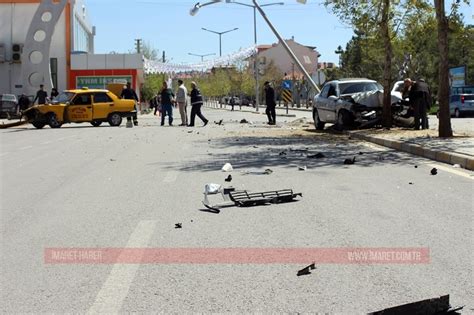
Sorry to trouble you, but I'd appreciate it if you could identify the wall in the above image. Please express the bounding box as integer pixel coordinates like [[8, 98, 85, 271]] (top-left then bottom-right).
[[0, 2, 67, 95]]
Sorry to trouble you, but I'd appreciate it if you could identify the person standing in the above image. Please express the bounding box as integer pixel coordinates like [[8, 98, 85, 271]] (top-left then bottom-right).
[[121, 82, 139, 126], [160, 81, 175, 126], [176, 79, 188, 126], [50, 88, 59, 100], [189, 82, 208, 127], [409, 79, 432, 130], [154, 93, 161, 116], [18, 94, 31, 111], [33, 84, 48, 105], [230, 96, 235, 111], [264, 81, 276, 125]]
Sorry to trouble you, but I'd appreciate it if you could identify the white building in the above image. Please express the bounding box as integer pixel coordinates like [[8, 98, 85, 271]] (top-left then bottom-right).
[[0, 0, 143, 98]]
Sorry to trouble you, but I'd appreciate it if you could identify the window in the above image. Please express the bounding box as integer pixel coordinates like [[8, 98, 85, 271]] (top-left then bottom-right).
[[50, 58, 58, 90], [71, 94, 91, 105], [328, 85, 337, 97], [320, 84, 330, 98], [94, 93, 112, 103]]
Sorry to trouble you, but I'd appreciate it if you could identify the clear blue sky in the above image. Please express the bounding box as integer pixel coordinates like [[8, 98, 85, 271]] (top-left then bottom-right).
[[86, 0, 473, 64]]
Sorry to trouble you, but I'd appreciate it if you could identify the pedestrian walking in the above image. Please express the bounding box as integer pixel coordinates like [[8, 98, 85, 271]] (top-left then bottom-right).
[[230, 96, 235, 111], [409, 78, 432, 130], [160, 81, 175, 126], [121, 82, 139, 126], [264, 81, 276, 125], [188, 81, 208, 127], [176, 79, 188, 126], [154, 93, 161, 116], [33, 84, 48, 105]]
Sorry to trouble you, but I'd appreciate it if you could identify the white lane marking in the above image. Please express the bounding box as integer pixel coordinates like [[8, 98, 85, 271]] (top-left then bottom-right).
[[183, 143, 191, 151], [19, 145, 33, 150], [427, 163, 474, 180], [41, 141, 52, 145], [87, 220, 157, 314], [163, 170, 178, 183]]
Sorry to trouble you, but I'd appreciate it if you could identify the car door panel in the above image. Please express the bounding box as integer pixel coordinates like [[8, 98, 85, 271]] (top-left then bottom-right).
[[67, 93, 93, 122]]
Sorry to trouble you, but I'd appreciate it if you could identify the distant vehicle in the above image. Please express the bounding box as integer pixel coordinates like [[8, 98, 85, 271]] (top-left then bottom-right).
[[312, 78, 402, 130], [449, 94, 474, 118], [0, 94, 19, 119], [22, 88, 136, 129], [451, 85, 474, 95]]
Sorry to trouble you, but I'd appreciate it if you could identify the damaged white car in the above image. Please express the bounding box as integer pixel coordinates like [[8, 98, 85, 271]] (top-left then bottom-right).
[[312, 78, 403, 130]]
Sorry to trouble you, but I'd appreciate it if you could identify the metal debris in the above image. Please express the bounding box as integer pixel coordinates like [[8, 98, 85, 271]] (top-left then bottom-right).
[[297, 263, 315, 277], [175, 223, 182, 229], [344, 157, 356, 165], [307, 153, 325, 159], [431, 168, 438, 175]]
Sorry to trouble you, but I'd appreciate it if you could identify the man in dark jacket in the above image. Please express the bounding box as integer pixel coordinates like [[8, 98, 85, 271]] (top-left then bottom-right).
[[18, 94, 31, 111], [189, 82, 208, 127], [264, 81, 276, 125], [160, 81, 175, 126], [33, 84, 48, 105], [409, 79, 432, 130], [121, 82, 139, 126]]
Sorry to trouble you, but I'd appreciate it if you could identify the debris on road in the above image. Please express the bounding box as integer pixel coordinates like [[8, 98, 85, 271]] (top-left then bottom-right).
[[431, 168, 438, 175], [110, 159, 116, 162], [214, 119, 223, 125], [240, 119, 249, 124], [279, 151, 287, 156], [241, 168, 273, 175], [202, 187, 302, 211], [175, 223, 182, 229], [298, 166, 307, 171], [307, 153, 325, 159], [225, 175, 232, 182], [297, 263, 315, 277], [222, 163, 233, 172], [359, 152, 364, 155], [453, 164, 461, 168], [204, 183, 222, 194], [368, 294, 461, 315], [290, 147, 309, 152], [344, 157, 356, 165], [414, 165, 418, 168], [409, 182, 414, 185]]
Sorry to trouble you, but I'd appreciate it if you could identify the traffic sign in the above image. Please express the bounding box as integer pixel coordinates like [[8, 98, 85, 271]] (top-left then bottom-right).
[[281, 89, 292, 104], [282, 80, 292, 90]]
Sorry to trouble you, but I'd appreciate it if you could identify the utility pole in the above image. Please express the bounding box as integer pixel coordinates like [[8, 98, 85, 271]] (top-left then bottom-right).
[[162, 51, 166, 63], [135, 39, 142, 54]]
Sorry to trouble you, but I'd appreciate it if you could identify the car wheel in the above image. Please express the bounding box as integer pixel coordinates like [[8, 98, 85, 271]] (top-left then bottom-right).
[[108, 113, 122, 126], [48, 113, 62, 128], [32, 121, 45, 129], [91, 121, 102, 127], [313, 109, 325, 130], [454, 109, 461, 118], [336, 110, 353, 129]]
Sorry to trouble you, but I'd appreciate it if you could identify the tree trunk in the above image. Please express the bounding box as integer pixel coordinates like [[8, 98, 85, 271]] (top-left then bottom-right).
[[434, 0, 453, 137], [381, 0, 393, 128]]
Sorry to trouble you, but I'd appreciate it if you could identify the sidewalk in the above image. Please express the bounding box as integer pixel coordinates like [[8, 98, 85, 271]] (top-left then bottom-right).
[[348, 128, 474, 170]]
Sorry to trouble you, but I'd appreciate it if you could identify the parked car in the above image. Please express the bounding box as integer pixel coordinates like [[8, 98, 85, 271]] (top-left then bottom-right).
[[449, 94, 474, 118], [22, 88, 136, 129], [0, 94, 19, 119], [313, 78, 401, 130]]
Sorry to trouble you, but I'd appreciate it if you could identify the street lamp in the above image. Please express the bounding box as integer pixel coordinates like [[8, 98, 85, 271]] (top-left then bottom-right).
[[190, 0, 320, 102], [226, 0, 284, 111], [188, 52, 216, 62], [201, 27, 239, 57]]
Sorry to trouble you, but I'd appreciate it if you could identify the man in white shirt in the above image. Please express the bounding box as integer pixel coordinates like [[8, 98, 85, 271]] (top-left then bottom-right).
[[176, 79, 188, 126]]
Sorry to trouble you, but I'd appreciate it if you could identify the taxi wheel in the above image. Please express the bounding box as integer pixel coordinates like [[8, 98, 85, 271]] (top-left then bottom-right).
[[108, 113, 122, 127], [48, 113, 62, 128], [32, 121, 46, 129], [91, 121, 102, 127]]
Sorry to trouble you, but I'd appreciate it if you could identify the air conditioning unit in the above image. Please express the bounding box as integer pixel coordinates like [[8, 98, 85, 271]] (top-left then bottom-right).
[[0, 44, 5, 63], [12, 44, 22, 63]]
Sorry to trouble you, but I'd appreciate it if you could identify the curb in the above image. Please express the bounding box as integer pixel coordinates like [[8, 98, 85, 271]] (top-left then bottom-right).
[[349, 132, 474, 171]]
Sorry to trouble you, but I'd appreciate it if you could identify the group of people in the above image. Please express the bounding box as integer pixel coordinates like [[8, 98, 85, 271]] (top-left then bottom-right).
[[149, 80, 208, 127], [402, 78, 432, 130]]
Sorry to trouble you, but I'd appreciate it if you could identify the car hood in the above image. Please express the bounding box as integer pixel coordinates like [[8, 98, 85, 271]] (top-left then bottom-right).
[[347, 90, 402, 107]]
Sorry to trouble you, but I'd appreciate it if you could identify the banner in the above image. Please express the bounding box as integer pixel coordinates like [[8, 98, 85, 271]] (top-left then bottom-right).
[[144, 46, 257, 74]]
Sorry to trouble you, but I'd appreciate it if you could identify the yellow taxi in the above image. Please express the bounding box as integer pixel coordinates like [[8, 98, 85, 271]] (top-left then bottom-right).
[[23, 88, 136, 129]]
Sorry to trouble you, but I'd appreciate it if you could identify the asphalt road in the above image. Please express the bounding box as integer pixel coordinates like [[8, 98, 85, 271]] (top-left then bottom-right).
[[1, 108, 473, 313]]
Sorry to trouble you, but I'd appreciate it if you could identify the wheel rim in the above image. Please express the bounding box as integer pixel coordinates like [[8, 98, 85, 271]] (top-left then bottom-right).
[[338, 112, 344, 125], [111, 114, 121, 125], [50, 115, 60, 127]]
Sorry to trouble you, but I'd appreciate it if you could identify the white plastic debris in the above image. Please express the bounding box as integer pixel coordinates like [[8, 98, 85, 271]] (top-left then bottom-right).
[[453, 164, 461, 168], [204, 183, 222, 195], [222, 163, 234, 172]]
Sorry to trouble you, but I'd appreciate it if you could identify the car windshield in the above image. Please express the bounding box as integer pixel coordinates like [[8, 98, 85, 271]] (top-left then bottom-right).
[[56, 92, 75, 103], [1, 94, 17, 102], [339, 82, 382, 95]]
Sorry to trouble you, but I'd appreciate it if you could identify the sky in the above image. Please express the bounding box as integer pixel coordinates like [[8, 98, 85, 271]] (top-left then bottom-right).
[[85, 0, 473, 65]]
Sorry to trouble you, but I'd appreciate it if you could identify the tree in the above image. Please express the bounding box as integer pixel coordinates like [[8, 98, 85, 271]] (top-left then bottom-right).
[[435, 0, 453, 137]]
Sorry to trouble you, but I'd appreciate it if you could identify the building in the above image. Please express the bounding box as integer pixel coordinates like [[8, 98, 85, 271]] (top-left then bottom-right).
[[256, 37, 320, 79], [0, 0, 143, 98]]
